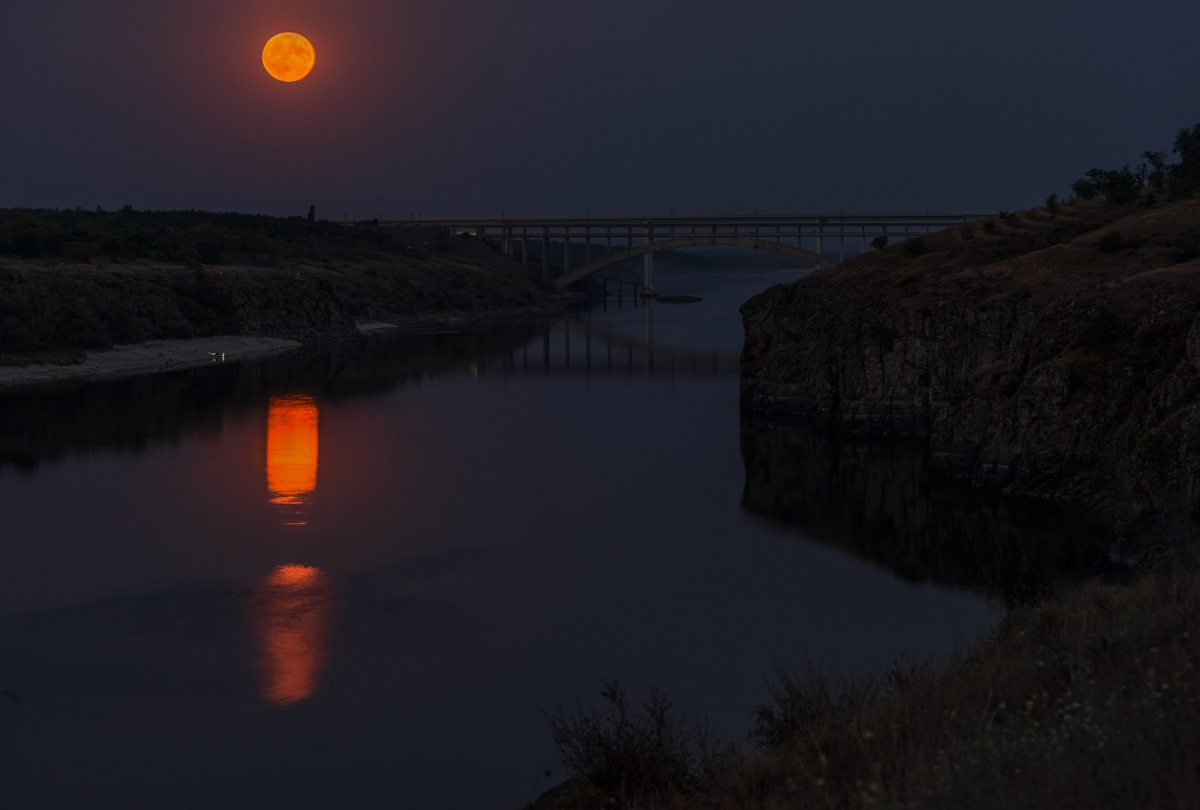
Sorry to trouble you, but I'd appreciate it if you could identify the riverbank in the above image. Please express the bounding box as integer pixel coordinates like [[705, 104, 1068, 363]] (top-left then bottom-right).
[[0, 334, 301, 387], [0, 208, 565, 360], [0, 302, 574, 388], [530, 559, 1200, 809]]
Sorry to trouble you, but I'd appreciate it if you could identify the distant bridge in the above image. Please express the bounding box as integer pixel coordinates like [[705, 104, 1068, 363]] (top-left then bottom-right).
[[367, 213, 991, 292]]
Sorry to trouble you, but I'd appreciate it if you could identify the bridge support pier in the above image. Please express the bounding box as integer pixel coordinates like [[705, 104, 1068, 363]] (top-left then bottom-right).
[[644, 301, 655, 373], [542, 227, 550, 282], [643, 224, 654, 295]]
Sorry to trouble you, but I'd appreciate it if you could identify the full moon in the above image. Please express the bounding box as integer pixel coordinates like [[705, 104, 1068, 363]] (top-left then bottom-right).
[[262, 33, 315, 83]]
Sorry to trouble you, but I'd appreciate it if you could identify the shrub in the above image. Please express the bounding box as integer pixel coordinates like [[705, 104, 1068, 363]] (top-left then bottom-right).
[[1168, 123, 1200, 200], [960, 222, 976, 240], [1105, 166, 1142, 204], [1143, 151, 1169, 190], [903, 237, 925, 258], [1072, 175, 1099, 200], [870, 235, 889, 250], [753, 664, 880, 750], [11, 233, 41, 258], [1045, 193, 1060, 213], [1072, 167, 1142, 205], [546, 681, 715, 799], [196, 238, 225, 264]]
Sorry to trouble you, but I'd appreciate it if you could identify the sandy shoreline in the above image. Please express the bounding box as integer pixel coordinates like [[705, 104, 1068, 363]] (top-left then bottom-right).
[[0, 335, 303, 388], [0, 306, 567, 389]]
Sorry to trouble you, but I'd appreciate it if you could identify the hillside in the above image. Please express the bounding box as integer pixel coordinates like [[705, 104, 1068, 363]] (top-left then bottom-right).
[[740, 197, 1200, 555], [0, 208, 553, 356]]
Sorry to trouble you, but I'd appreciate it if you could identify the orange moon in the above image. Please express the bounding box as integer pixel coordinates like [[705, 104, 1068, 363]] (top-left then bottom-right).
[[262, 33, 315, 83]]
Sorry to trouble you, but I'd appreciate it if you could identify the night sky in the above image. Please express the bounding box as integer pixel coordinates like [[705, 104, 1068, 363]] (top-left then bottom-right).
[[3, 0, 1198, 217]]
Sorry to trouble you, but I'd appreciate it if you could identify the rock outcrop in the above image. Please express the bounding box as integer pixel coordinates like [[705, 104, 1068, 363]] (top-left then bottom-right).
[[740, 200, 1200, 553]]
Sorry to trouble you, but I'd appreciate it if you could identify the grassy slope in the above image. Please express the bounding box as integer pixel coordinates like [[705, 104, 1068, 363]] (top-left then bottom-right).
[[533, 565, 1200, 809], [744, 196, 1200, 376], [0, 209, 551, 354], [744, 196, 1200, 363]]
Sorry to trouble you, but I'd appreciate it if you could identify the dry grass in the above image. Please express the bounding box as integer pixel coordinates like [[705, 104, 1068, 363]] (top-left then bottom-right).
[[812, 197, 1200, 323], [539, 566, 1200, 809]]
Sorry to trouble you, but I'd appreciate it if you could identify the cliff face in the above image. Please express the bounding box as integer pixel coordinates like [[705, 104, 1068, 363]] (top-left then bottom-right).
[[740, 200, 1200, 550]]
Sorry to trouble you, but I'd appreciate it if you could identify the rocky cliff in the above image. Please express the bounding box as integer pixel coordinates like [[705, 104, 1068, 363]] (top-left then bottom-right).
[[741, 199, 1200, 554]]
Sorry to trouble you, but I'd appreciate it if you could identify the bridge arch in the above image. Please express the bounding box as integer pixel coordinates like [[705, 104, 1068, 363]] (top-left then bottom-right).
[[552, 235, 838, 291]]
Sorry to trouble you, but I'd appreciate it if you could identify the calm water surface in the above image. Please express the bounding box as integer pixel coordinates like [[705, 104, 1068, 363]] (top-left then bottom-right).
[[0, 272, 1098, 808]]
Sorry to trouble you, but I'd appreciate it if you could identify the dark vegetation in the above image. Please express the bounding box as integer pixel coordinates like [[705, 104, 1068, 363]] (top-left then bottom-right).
[[536, 546, 1200, 810], [0, 207, 420, 265], [1069, 121, 1200, 205], [0, 348, 85, 368], [0, 208, 547, 354], [543, 531, 1193, 798], [545, 683, 719, 803]]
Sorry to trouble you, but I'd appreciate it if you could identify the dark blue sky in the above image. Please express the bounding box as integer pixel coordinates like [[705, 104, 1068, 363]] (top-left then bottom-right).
[[2, 0, 1198, 216]]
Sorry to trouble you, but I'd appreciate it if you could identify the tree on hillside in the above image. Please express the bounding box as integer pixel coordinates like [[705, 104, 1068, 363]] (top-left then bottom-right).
[[1070, 120, 1200, 205], [1169, 124, 1200, 200]]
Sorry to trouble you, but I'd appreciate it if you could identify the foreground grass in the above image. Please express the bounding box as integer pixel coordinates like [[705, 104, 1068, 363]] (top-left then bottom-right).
[[538, 565, 1200, 809]]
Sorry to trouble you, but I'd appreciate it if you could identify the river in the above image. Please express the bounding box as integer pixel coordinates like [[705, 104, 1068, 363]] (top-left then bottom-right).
[[0, 270, 1102, 808]]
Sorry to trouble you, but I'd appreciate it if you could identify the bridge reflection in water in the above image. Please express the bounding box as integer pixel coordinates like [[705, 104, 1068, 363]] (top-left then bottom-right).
[[257, 396, 330, 706], [490, 303, 741, 379]]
